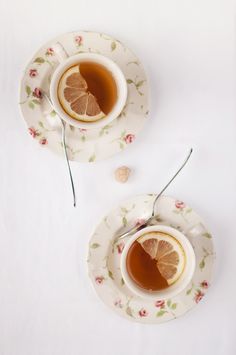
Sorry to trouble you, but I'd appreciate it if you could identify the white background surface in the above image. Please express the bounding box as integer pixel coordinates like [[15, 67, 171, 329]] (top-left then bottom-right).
[[0, 0, 235, 354]]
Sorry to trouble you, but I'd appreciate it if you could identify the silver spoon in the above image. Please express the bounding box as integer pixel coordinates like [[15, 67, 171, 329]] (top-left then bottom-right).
[[42, 92, 76, 207], [115, 148, 193, 241]]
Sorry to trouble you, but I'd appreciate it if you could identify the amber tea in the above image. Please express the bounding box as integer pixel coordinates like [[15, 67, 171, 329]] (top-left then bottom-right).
[[126, 232, 186, 292], [126, 240, 168, 290], [57, 61, 117, 122]]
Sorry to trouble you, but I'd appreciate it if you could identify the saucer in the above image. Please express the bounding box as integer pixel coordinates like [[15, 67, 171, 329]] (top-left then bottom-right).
[[87, 195, 215, 323], [19, 31, 149, 162]]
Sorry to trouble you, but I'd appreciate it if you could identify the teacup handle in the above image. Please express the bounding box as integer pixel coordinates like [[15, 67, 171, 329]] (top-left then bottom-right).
[[52, 42, 69, 63]]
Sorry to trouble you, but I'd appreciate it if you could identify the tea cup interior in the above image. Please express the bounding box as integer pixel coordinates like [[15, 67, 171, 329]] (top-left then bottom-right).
[[50, 52, 127, 129], [120, 225, 196, 300]]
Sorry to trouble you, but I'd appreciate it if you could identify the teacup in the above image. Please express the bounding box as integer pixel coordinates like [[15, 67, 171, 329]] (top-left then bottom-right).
[[120, 225, 196, 299], [50, 43, 127, 129]]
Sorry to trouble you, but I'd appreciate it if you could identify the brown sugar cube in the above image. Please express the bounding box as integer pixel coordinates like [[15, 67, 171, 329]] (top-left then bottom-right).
[[114, 166, 131, 183]]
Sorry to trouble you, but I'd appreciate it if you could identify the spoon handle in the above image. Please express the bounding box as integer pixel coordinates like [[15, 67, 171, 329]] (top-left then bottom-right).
[[115, 148, 193, 242], [151, 148, 193, 216], [114, 223, 146, 242], [61, 120, 76, 207]]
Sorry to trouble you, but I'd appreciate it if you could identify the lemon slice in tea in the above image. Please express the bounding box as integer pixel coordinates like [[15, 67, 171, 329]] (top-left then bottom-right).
[[57, 65, 105, 122], [138, 232, 186, 286]]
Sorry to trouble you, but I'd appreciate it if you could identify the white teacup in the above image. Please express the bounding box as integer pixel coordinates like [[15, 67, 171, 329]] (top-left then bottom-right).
[[50, 43, 127, 129], [120, 225, 196, 299]]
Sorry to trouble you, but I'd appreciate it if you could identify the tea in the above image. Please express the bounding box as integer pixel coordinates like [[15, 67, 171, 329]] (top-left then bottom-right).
[[126, 232, 186, 291], [126, 241, 168, 291], [79, 62, 117, 114], [57, 62, 117, 122]]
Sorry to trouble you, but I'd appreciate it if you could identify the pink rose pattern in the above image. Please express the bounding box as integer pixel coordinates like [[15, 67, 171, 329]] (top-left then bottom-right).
[[79, 128, 87, 133], [155, 300, 165, 308], [139, 308, 148, 317], [116, 242, 125, 254], [28, 127, 39, 138], [95, 276, 104, 285], [112, 286, 208, 318], [29, 69, 38, 78], [29, 127, 48, 146], [46, 47, 54, 56], [75, 35, 83, 46], [194, 290, 204, 303], [124, 133, 135, 144], [175, 200, 186, 209], [39, 138, 48, 145], [200, 280, 209, 289], [114, 299, 122, 308], [33, 87, 42, 99]]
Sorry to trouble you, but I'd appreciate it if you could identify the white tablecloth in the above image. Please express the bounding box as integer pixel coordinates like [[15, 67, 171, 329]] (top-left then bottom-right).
[[0, 0, 235, 354]]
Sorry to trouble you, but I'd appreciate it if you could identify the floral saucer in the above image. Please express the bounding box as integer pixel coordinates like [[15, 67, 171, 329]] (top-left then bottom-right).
[[87, 195, 215, 323], [19, 31, 149, 162]]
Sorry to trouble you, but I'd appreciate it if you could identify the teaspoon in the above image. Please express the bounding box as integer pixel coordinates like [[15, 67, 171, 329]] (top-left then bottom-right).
[[115, 148, 193, 242]]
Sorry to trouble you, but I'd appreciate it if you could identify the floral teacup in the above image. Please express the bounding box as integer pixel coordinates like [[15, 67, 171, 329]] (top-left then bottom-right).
[[50, 43, 127, 129], [120, 225, 196, 300]]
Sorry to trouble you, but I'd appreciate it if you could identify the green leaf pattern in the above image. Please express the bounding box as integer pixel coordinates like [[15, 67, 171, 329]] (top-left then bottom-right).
[[202, 232, 212, 239], [126, 306, 133, 317], [21, 84, 41, 109], [34, 57, 45, 64], [122, 216, 127, 227], [90, 243, 100, 249], [119, 204, 136, 228], [156, 300, 178, 318], [111, 41, 116, 51], [199, 247, 213, 270], [88, 154, 96, 162], [26, 85, 31, 96], [126, 77, 146, 96], [108, 270, 114, 280], [157, 310, 167, 317], [28, 101, 34, 109]]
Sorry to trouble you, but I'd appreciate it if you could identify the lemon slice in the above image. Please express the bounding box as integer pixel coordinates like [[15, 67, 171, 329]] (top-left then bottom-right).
[[57, 65, 105, 122], [137, 232, 185, 286]]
